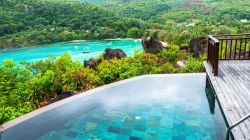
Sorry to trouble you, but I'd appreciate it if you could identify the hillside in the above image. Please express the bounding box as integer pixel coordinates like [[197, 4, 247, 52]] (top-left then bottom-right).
[[0, 0, 144, 48], [0, 0, 250, 48], [77, 0, 173, 20]]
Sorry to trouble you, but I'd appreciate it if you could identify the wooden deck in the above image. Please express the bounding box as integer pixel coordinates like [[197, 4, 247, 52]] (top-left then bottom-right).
[[204, 60, 250, 140]]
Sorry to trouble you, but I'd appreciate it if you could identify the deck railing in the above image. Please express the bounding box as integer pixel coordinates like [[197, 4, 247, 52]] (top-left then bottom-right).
[[207, 34, 250, 76]]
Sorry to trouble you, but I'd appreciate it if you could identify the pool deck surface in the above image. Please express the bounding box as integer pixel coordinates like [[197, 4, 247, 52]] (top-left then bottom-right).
[[204, 60, 250, 140]]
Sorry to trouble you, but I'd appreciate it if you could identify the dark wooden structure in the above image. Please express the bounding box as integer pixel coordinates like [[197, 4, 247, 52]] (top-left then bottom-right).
[[207, 34, 250, 76], [206, 34, 250, 140]]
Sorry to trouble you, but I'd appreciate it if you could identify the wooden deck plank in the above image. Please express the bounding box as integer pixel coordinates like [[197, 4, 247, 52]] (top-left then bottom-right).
[[204, 60, 250, 140], [222, 61, 250, 116], [218, 62, 250, 138], [217, 61, 250, 138], [215, 67, 249, 139]]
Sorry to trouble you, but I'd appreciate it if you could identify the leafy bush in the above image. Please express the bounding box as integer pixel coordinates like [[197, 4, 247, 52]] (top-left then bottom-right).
[[119, 57, 145, 80], [135, 53, 161, 73], [28, 53, 101, 99], [97, 57, 146, 83], [97, 59, 121, 84], [62, 67, 101, 91], [150, 63, 176, 74], [29, 70, 55, 102], [157, 48, 180, 63], [180, 57, 205, 73], [0, 105, 34, 125], [0, 60, 34, 124]]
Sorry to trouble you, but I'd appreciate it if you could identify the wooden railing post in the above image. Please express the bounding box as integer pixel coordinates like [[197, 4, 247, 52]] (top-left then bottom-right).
[[214, 42, 220, 76], [208, 36, 220, 76]]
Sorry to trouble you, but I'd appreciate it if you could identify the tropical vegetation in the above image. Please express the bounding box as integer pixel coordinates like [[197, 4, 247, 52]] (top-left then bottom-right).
[[1, 0, 250, 48], [0, 49, 205, 124]]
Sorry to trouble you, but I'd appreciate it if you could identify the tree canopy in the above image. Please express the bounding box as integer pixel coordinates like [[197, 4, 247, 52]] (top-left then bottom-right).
[[0, 0, 250, 48]]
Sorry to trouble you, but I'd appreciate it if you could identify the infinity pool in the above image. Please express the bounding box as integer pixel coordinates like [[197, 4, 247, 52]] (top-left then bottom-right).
[[0, 74, 227, 140]]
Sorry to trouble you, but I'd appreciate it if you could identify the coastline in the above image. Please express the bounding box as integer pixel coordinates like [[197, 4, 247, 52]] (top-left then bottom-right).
[[0, 38, 142, 53]]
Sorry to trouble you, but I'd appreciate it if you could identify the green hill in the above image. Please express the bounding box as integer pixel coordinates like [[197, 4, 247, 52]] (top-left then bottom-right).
[[75, 0, 173, 20], [1, 0, 250, 48], [0, 0, 144, 48]]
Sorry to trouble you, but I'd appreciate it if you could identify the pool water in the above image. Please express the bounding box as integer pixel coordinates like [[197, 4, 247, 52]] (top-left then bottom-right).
[[0, 39, 142, 63], [0, 74, 227, 140]]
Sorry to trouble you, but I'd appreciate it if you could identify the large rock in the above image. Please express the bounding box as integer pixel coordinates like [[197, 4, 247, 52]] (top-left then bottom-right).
[[84, 59, 102, 69], [142, 37, 164, 54], [103, 48, 126, 60], [84, 48, 126, 69], [180, 37, 208, 58], [189, 37, 208, 58], [61, 90, 79, 98]]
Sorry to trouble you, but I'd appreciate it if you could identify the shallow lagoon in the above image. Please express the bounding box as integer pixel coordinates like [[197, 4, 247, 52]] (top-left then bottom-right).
[[0, 39, 142, 63]]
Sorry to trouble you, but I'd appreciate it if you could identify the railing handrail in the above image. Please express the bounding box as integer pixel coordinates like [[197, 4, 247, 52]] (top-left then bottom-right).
[[214, 33, 250, 37], [208, 35, 220, 44], [226, 113, 250, 140], [217, 37, 250, 40]]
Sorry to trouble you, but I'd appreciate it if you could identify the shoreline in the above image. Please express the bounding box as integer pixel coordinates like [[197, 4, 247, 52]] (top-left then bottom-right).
[[0, 38, 142, 53]]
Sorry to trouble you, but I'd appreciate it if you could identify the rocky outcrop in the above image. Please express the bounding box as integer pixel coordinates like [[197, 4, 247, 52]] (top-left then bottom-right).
[[180, 37, 208, 58], [142, 37, 164, 54], [61, 90, 79, 98], [84, 48, 126, 69], [84, 59, 102, 69], [103, 48, 126, 60]]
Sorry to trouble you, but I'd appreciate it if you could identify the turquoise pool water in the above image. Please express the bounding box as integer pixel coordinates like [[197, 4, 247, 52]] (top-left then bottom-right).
[[0, 39, 142, 63], [0, 74, 227, 140]]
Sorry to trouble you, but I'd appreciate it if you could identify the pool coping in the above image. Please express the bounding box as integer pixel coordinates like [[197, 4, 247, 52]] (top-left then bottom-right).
[[0, 73, 206, 132]]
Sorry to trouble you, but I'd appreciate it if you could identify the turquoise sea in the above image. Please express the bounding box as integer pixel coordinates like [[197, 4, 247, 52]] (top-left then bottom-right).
[[0, 39, 143, 63]]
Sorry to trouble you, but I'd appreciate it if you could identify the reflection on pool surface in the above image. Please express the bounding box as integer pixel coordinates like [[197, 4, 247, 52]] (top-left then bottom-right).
[[1, 74, 227, 140]]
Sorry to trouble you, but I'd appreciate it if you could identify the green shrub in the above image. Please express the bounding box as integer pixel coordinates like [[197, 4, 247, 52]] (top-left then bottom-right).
[[119, 57, 145, 79], [97, 57, 145, 83], [180, 57, 205, 73], [0, 60, 35, 124], [29, 70, 55, 102], [28, 53, 101, 99], [136, 53, 159, 65], [97, 59, 121, 84], [150, 62, 176, 74], [24, 56, 56, 75], [133, 49, 143, 56], [62, 67, 101, 91], [157, 48, 180, 63], [0, 104, 34, 124], [136, 53, 161, 73]]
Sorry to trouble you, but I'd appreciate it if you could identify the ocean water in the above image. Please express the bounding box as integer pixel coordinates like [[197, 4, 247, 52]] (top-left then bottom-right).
[[1, 74, 227, 140], [0, 39, 143, 63]]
